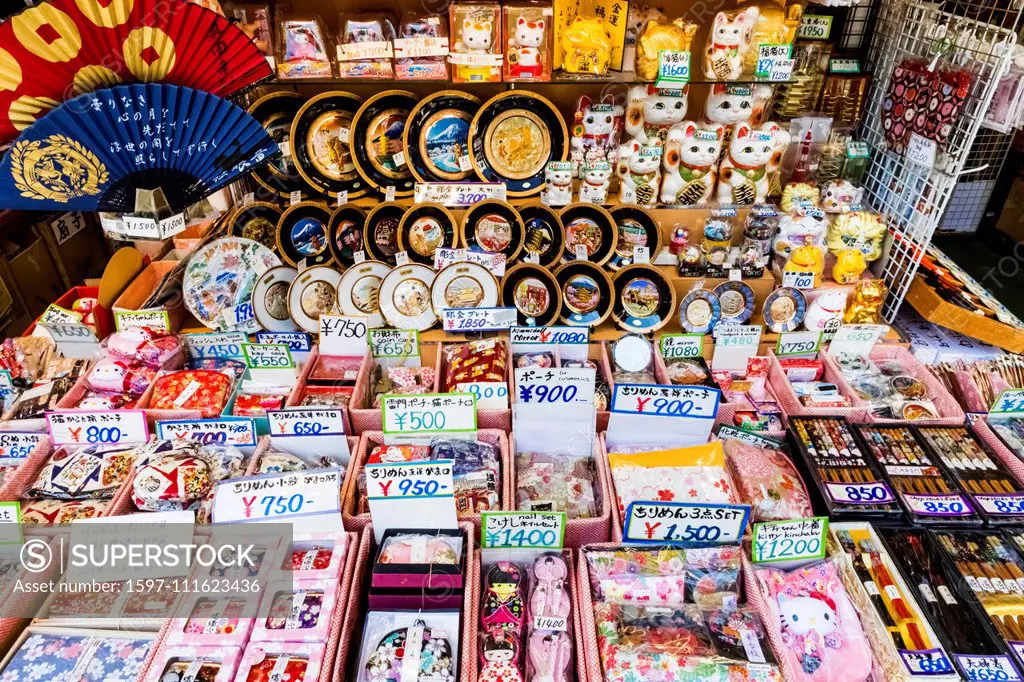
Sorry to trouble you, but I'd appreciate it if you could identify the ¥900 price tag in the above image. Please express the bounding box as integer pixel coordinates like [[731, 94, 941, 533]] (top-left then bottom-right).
[[514, 367, 595, 405]]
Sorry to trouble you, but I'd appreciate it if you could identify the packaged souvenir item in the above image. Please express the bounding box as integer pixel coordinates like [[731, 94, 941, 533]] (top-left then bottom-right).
[[145, 644, 241, 682], [104, 327, 181, 367], [542, 162, 574, 206], [661, 122, 725, 205], [27, 442, 148, 500], [636, 18, 698, 81], [773, 208, 828, 258], [276, 16, 334, 79], [617, 144, 662, 207], [560, 14, 613, 76], [480, 562, 526, 679], [336, 14, 396, 79], [0, 630, 153, 682], [570, 95, 624, 178], [0, 336, 53, 387], [252, 580, 337, 642], [86, 357, 157, 397], [358, 611, 460, 682], [376, 530, 463, 581], [516, 450, 597, 518], [21, 497, 110, 523], [236, 641, 325, 682], [526, 553, 573, 682], [881, 59, 971, 155], [296, 384, 351, 409], [370, 365, 436, 406], [723, 439, 812, 521], [704, 7, 760, 81], [717, 122, 786, 205], [450, 3, 503, 83], [228, 3, 274, 57], [503, 3, 552, 81], [442, 338, 509, 391], [827, 209, 886, 261], [843, 279, 887, 324], [131, 441, 245, 516], [232, 387, 288, 417], [394, 12, 450, 79], [781, 182, 820, 212], [149, 369, 234, 417], [623, 5, 666, 72], [820, 179, 863, 213]]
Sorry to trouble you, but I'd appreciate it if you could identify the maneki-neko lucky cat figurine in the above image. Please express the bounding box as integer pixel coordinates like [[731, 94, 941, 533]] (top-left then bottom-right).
[[618, 142, 662, 207], [661, 121, 725, 205], [570, 94, 623, 177], [620, 84, 689, 155], [704, 7, 759, 80], [717, 122, 786, 205]]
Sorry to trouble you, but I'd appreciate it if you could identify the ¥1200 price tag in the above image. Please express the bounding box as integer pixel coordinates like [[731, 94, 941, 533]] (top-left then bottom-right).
[[900, 650, 954, 676], [441, 307, 517, 332], [514, 367, 595, 405], [955, 654, 1022, 681], [992, 389, 1024, 414], [624, 501, 750, 547], [47, 410, 149, 446], [825, 481, 895, 505], [369, 329, 420, 366], [752, 517, 829, 564], [318, 314, 368, 356], [114, 309, 171, 332], [775, 330, 823, 357], [659, 333, 703, 360], [255, 332, 312, 353], [381, 393, 477, 436], [267, 408, 345, 437], [212, 468, 344, 530], [482, 511, 566, 550], [0, 431, 44, 458], [186, 332, 247, 360], [156, 418, 258, 448]]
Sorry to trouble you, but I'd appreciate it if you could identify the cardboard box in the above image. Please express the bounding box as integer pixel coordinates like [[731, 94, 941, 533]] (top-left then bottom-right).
[[112, 260, 187, 332], [2, 224, 65, 317], [33, 211, 108, 289], [906, 274, 1024, 353]]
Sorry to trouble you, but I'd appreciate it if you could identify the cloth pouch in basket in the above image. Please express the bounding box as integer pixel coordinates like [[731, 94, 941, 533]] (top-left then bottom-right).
[[26, 442, 148, 499], [150, 369, 234, 417], [86, 357, 157, 396], [0, 630, 152, 682], [723, 439, 813, 521], [105, 326, 182, 367]]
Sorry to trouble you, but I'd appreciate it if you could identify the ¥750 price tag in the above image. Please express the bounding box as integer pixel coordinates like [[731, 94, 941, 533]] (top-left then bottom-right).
[[514, 367, 595, 405], [775, 330, 822, 357], [47, 410, 149, 446], [481, 511, 566, 550], [381, 393, 477, 437], [319, 315, 368, 356], [752, 517, 829, 564], [624, 502, 750, 547], [212, 468, 344, 530]]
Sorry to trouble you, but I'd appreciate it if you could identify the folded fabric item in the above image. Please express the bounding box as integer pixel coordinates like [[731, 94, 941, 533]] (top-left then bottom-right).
[[150, 369, 234, 417], [233, 392, 286, 416], [27, 443, 146, 500], [257, 449, 342, 474], [0, 631, 151, 682], [86, 357, 158, 396], [516, 451, 597, 519], [105, 326, 181, 367], [132, 441, 246, 513], [265, 590, 324, 631], [723, 439, 812, 522], [443, 338, 508, 390], [21, 497, 110, 523]]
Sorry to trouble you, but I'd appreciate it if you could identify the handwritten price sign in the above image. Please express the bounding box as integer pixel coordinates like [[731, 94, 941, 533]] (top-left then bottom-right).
[[659, 334, 703, 360], [267, 409, 345, 437], [900, 650, 954, 676], [514, 367, 595, 405], [992, 389, 1024, 414], [255, 332, 312, 353], [47, 410, 149, 446], [365, 460, 458, 541], [156, 418, 258, 448], [441, 307, 517, 332], [482, 512, 565, 550], [775, 330, 822, 357], [624, 502, 750, 547], [212, 468, 343, 530], [186, 332, 247, 360], [381, 393, 477, 437], [369, 329, 420, 366], [955, 655, 1022, 681], [611, 384, 719, 419], [752, 517, 828, 563], [509, 326, 588, 346], [414, 182, 507, 207], [0, 432, 44, 458]]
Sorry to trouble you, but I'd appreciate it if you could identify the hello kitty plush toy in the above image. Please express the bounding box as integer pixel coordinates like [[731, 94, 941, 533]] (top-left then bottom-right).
[[570, 95, 623, 177], [621, 84, 689, 150], [778, 592, 843, 674], [541, 162, 573, 207], [661, 122, 724, 205], [578, 161, 611, 204], [507, 16, 545, 80], [704, 7, 759, 81], [717, 122, 784, 205], [618, 143, 662, 206]]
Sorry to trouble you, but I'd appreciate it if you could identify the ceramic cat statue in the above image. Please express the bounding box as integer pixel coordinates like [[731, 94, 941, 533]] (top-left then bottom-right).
[[570, 94, 623, 177], [704, 7, 760, 81], [578, 161, 612, 204], [661, 122, 725, 205], [618, 142, 662, 207], [621, 84, 689, 150], [541, 162, 574, 207], [717, 122, 785, 205]]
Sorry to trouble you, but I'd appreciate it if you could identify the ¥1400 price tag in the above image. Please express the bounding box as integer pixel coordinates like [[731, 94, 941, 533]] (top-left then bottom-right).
[[156, 418, 257, 448], [624, 502, 750, 547], [381, 393, 477, 436], [441, 307, 517, 332], [659, 333, 703, 360], [482, 511, 566, 550], [752, 517, 829, 563], [267, 408, 345, 437], [775, 330, 822, 357], [47, 410, 149, 446]]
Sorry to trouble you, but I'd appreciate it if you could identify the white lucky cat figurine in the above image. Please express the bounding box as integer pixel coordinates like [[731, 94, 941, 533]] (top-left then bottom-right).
[[661, 122, 724, 206], [570, 95, 623, 177], [618, 142, 662, 207], [704, 83, 774, 128], [620, 84, 689, 151], [704, 7, 759, 81], [578, 162, 612, 204], [508, 16, 545, 79], [717, 122, 784, 205], [541, 162, 573, 207]]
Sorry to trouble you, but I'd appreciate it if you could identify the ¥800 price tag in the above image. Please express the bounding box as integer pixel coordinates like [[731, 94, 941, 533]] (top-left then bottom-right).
[[156, 418, 257, 448], [47, 410, 149, 446], [456, 382, 509, 410], [514, 367, 595, 405], [482, 511, 566, 550], [624, 502, 750, 547], [381, 393, 477, 436], [752, 517, 829, 564], [659, 333, 703, 360], [775, 330, 822, 357]]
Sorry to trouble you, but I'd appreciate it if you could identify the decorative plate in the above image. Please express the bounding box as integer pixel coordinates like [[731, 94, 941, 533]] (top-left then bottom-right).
[[252, 265, 299, 332], [337, 260, 391, 328], [431, 262, 499, 317], [612, 264, 676, 332], [469, 91, 568, 197], [379, 264, 438, 331], [713, 281, 756, 325], [461, 200, 525, 261], [559, 203, 616, 267], [184, 237, 281, 331], [364, 202, 407, 265], [398, 203, 458, 266], [404, 90, 480, 183], [678, 288, 721, 334], [328, 204, 368, 269], [276, 202, 334, 268], [501, 262, 562, 326], [519, 204, 564, 267], [227, 202, 282, 254], [554, 261, 613, 328], [287, 265, 343, 333], [763, 287, 807, 333], [249, 91, 308, 199], [350, 90, 418, 198], [608, 205, 662, 270], [291, 91, 365, 200]]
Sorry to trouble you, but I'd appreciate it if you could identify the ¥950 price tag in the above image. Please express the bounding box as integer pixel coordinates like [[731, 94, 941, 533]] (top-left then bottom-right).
[[482, 511, 566, 550], [156, 418, 258, 449], [775, 330, 822, 357], [659, 333, 703, 360], [441, 307, 517, 332], [381, 393, 477, 438], [365, 460, 458, 542], [752, 517, 828, 564], [514, 367, 595, 405], [624, 502, 750, 547], [47, 410, 149, 446]]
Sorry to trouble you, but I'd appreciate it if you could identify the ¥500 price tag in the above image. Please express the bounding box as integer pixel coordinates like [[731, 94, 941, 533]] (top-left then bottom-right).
[[47, 410, 149, 446], [382, 393, 477, 436], [624, 502, 749, 547], [482, 511, 565, 550], [752, 517, 829, 563], [659, 333, 703, 360]]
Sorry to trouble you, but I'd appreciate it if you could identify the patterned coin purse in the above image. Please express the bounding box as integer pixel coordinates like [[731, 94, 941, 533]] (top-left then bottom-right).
[[365, 619, 455, 682]]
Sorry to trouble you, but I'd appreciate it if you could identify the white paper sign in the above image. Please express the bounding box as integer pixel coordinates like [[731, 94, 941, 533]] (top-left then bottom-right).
[[365, 460, 458, 542], [711, 324, 762, 371], [47, 410, 149, 446], [39, 321, 102, 359], [623, 502, 750, 546], [775, 330, 823, 357], [413, 182, 507, 206], [242, 343, 296, 384], [829, 324, 887, 355], [369, 329, 421, 367], [49, 212, 87, 246], [255, 332, 312, 353], [318, 315, 369, 356], [907, 132, 937, 168], [955, 655, 1022, 681], [212, 468, 344, 531], [824, 481, 896, 505], [991, 389, 1024, 414], [607, 384, 721, 449], [267, 408, 351, 465], [156, 418, 258, 450], [441, 307, 517, 332], [455, 382, 509, 410], [659, 334, 704, 360], [0, 431, 44, 458], [114, 309, 171, 332], [899, 649, 954, 676], [433, 248, 507, 277], [782, 270, 815, 289], [382, 393, 477, 438], [509, 326, 589, 363], [514, 367, 596, 405]]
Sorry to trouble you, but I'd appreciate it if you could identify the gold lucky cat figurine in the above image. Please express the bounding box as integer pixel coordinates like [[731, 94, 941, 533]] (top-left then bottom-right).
[[561, 15, 613, 75], [843, 279, 887, 324], [636, 18, 698, 81]]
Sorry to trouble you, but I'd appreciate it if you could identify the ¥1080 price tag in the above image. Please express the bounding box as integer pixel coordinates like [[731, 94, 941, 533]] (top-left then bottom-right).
[[482, 511, 566, 550], [752, 517, 829, 564], [659, 333, 703, 360], [514, 367, 595, 405], [47, 410, 149, 446], [267, 408, 345, 437], [623, 502, 750, 547], [156, 418, 257, 448], [381, 393, 477, 437]]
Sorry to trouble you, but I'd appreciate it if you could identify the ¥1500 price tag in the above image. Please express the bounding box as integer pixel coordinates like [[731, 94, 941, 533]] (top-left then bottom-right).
[[267, 408, 345, 437], [514, 367, 595, 405], [752, 517, 829, 563], [482, 511, 566, 550], [381, 393, 477, 436], [775, 330, 822, 357], [441, 307, 517, 332], [624, 502, 750, 547], [156, 418, 257, 448], [825, 481, 895, 505], [659, 333, 703, 360], [47, 410, 149, 446]]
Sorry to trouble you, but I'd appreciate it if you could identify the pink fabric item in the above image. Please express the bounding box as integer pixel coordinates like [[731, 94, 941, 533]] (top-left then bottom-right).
[[723, 439, 813, 521], [106, 327, 182, 367], [86, 357, 157, 396]]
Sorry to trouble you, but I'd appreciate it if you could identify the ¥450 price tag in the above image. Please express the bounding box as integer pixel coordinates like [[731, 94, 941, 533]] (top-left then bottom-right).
[[381, 393, 477, 437], [752, 517, 829, 564], [624, 502, 750, 547], [186, 332, 247, 360], [482, 511, 566, 550]]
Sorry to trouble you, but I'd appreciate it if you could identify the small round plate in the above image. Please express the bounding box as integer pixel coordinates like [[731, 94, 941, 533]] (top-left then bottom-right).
[[713, 281, 756, 325], [612, 264, 676, 332], [554, 261, 613, 328], [763, 287, 808, 333], [461, 200, 525, 261], [379, 263, 438, 331], [612, 334, 654, 374], [678, 289, 721, 334], [276, 202, 334, 268], [228, 202, 281, 254], [291, 91, 365, 200], [336, 260, 390, 328], [501, 262, 562, 327], [559, 203, 616, 267], [404, 90, 480, 183], [350, 90, 418, 198], [398, 203, 457, 266], [249, 92, 307, 200], [364, 202, 407, 265], [287, 265, 343, 333], [184, 237, 281, 331], [519, 204, 564, 267], [469, 91, 568, 197], [328, 204, 368, 269], [252, 265, 299, 332], [431, 261, 499, 317], [608, 206, 662, 270]]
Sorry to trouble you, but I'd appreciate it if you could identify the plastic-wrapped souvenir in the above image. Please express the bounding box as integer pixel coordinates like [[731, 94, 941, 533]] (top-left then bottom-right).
[[661, 122, 724, 205], [741, 0, 803, 73], [503, 3, 553, 81], [394, 12, 450, 80], [623, 5, 666, 71], [820, 179, 863, 213], [560, 14, 613, 76], [228, 3, 274, 57], [704, 7, 759, 80], [831, 249, 867, 284], [772, 207, 827, 258], [1, 631, 152, 682], [621, 84, 689, 149], [27, 442, 150, 500], [578, 161, 612, 204], [449, 3, 502, 83], [359, 612, 460, 682], [617, 144, 662, 207], [105, 327, 181, 368], [717, 122, 786, 205], [21, 498, 110, 523], [442, 338, 508, 390], [480, 563, 526, 679], [827, 209, 885, 260], [516, 450, 597, 518], [0, 336, 53, 387], [336, 14, 396, 79], [723, 439, 811, 521], [784, 240, 826, 287], [636, 18, 697, 81], [843, 279, 886, 324], [132, 442, 245, 515], [276, 16, 334, 79], [804, 290, 847, 332], [146, 644, 240, 682], [781, 182, 820, 212], [526, 554, 573, 682], [570, 95, 623, 177], [149, 369, 235, 417], [86, 357, 157, 397]]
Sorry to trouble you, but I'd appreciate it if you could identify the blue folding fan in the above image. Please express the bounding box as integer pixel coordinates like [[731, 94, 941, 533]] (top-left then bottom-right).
[[0, 83, 281, 213]]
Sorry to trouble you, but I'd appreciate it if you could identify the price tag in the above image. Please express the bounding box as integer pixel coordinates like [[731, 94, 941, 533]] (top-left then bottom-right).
[[40, 303, 81, 324], [385, 186, 396, 202], [0, 370, 13, 399], [782, 270, 815, 289], [114, 309, 171, 332], [975, 493, 1024, 516], [413, 182, 507, 206], [156, 418, 258, 449], [711, 324, 762, 372], [633, 245, 650, 264], [382, 393, 477, 437], [0, 431, 44, 458], [824, 481, 896, 505], [829, 324, 887, 355], [255, 332, 312, 353], [752, 517, 828, 563], [433, 248, 507, 277], [369, 329, 421, 367], [222, 301, 257, 331], [0, 502, 22, 545], [607, 384, 721, 449], [907, 132, 937, 168], [456, 382, 509, 410], [318, 315, 368, 357], [830, 58, 861, 73], [47, 410, 149, 446], [624, 501, 750, 547], [212, 468, 344, 532], [186, 332, 247, 360], [955, 655, 1022, 681], [242, 343, 294, 369], [121, 215, 161, 239], [243, 192, 255, 205], [715, 424, 783, 449], [992, 389, 1024, 414], [514, 367, 595, 405], [775, 330, 823, 357], [509, 326, 588, 345], [848, 141, 870, 159], [573, 244, 588, 260], [336, 190, 348, 205], [365, 460, 458, 542], [797, 14, 832, 39], [39, 321, 102, 359], [158, 213, 186, 239], [655, 50, 690, 87], [903, 493, 974, 517], [394, 251, 410, 266], [755, 43, 793, 79], [268, 408, 351, 465], [441, 307, 517, 332], [900, 650, 955, 676], [289, 190, 301, 206], [660, 333, 704, 360], [482, 511, 565, 550]]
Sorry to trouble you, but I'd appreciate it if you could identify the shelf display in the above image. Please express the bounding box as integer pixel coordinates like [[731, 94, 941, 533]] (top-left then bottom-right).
[[350, 90, 418, 198], [290, 91, 366, 200], [461, 199, 526, 261], [501, 262, 562, 326], [397, 203, 458, 266], [328, 204, 368, 269], [404, 91, 480, 184], [554, 260, 613, 327], [276, 202, 333, 268], [248, 92, 308, 201]]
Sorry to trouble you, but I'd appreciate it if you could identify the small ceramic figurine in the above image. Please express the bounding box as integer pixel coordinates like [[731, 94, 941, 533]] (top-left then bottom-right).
[[560, 15, 613, 76], [541, 162, 573, 207], [704, 83, 773, 128], [781, 182, 821, 212], [843, 279, 887, 324], [450, 5, 502, 82], [832, 249, 868, 284], [621, 84, 689, 152], [635, 18, 698, 81], [618, 143, 662, 206], [821, 179, 865, 213], [578, 161, 612, 204], [505, 10, 549, 81], [805, 290, 848, 332], [623, 5, 667, 72], [717, 122, 784, 205], [570, 94, 623, 177], [784, 238, 826, 287], [670, 225, 689, 255], [661, 121, 724, 205], [704, 7, 759, 81]]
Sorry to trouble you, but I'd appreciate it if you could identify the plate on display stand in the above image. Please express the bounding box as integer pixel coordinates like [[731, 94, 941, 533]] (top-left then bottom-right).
[[228, 202, 281, 254], [184, 237, 281, 330], [501, 262, 562, 327], [608, 205, 662, 270], [328, 204, 368, 269], [291, 91, 366, 200], [612, 264, 676, 332], [518, 204, 564, 267], [337, 260, 391, 329], [350, 90, 418, 198], [431, 261, 500, 318], [460, 200, 525, 262], [554, 260, 613, 328], [249, 92, 308, 200], [398, 203, 458, 266], [364, 202, 407, 266], [379, 264, 438, 331], [252, 265, 299, 332], [404, 90, 480, 183], [276, 202, 334, 268], [559, 203, 616, 267], [288, 265, 343, 333]]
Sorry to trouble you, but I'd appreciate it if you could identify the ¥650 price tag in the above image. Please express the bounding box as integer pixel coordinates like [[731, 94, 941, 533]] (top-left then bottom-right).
[[381, 393, 477, 437], [659, 333, 703, 360], [369, 329, 420, 365], [482, 511, 566, 550], [0, 432, 44, 458], [267, 408, 345, 437], [752, 517, 829, 563], [955, 655, 1022, 681], [624, 502, 750, 547], [47, 410, 149, 446]]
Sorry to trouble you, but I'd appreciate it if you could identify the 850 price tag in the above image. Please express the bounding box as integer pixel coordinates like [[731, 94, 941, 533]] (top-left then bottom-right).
[[752, 517, 828, 563], [825, 481, 896, 505], [47, 410, 149, 446], [624, 501, 750, 547], [482, 511, 565, 550], [659, 333, 703, 359]]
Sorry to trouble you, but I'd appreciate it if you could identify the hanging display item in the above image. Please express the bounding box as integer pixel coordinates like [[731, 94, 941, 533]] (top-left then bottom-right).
[[431, 261, 500, 317], [287, 264, 343, 333], [397, 203, 458, 266], [403, 90, 480, 183], [276, 202, 334, 268], [0, 83, 279, 212], [350, 90, 418, 198], [227, 202, 281, 254], [328, 204, 368, 269], [519, 204, 565, 267], [378, 263, 438, 331], [184, 237, 281, 331], [248, 92, 308, 200], [290, 91, 365, 200], [461, 199, 525, 261], [336, 260, 390, 328], [469, 91, 568, 197], [0, 0, 272, 144], [611, 264, 676, 332], [363, 202, 407, 265], [251, 265, 299, 333], [501, 262, 562, 327], [554, 260, 613, 327], [608, 205, 662, 270], [559, 203, 616, 267]]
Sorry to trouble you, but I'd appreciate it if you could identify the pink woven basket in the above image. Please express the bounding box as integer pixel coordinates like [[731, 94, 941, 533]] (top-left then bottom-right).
[[283, 346, 362, 435], [436, 342, 513, 432], [972, 418, 1024, 486], [314, 529, 358, 682], [341, 429, 511, 533], [349, 344, 441, 434], [767, 349, 866, 419], [0, 436, 51, 501]]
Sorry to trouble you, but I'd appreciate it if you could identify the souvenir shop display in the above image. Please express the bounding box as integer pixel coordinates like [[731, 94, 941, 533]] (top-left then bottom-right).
[[335, 14, 396, 80], [503, 3, 553, 81], [404, 91, 480, 184], [611, 264, 676, 332], [608, 205, 661, 270], [394, 11, 451, 80], [184, 237, 281, 331], [276, 202, 333, 268], [501, 262, 563, 326], [336, 259, 390, 327], [635, 18, 698, 81], [328, 204, 368, 269], [431, 261, 501, 316], [398, 203, 458, 266], [276, 15, 334, 79], [519, 204, 565, 267], [449, 3, 503, 83], [350, 91, 418, 198], [248, 92, 308, 201], [290, 91, 366, 200], [378, 263, 438, 331], [363, 202, 407, 265], [288, 264, 344, 333]]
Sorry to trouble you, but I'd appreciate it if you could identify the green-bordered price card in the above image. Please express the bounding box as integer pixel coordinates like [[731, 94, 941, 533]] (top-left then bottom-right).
[[992, 389, 1024, 414], [242, 343, 296, 384], [752, 517, 829, 564], [381, 393, 477, 437], [797, 14, 832, 39], [659, 333, 703, 360], [656, 50, 690, 88], [481, 511, 566, 550], [0, 502, 22, 545], [370, 329, 421, 367], [775, 330, 823, 357], [114, 309, 171, 332], [830, 58, 861, 74]]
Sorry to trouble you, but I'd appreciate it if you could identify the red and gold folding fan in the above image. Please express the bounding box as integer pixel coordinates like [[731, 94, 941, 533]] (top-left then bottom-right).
[[0, 0, 272, 144]]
